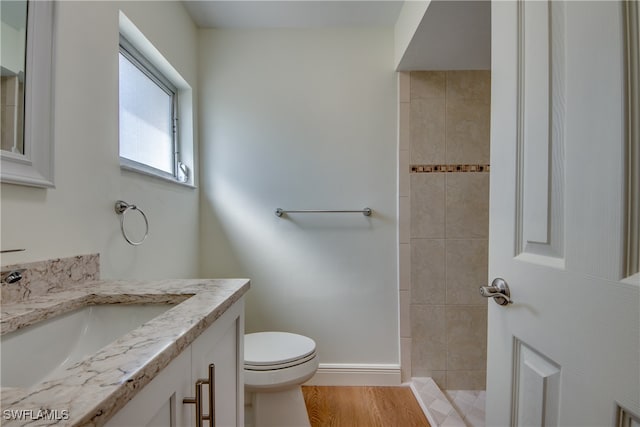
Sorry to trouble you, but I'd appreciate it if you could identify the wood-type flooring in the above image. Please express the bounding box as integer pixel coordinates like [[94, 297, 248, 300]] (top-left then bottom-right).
[[302, 386, 430, 427]]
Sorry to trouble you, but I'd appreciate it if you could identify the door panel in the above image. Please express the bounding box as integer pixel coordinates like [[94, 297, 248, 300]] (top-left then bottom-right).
[[521, 0, 551, 246], [513, 340, 560, 427], [488, 1, 640, 426], [517, 0, 566, 261], [563, 2, 627, 280]]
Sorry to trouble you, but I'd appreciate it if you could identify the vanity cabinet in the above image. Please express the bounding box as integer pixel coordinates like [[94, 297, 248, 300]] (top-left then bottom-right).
[[105, 349, 191, 427], [106, 298, 244, 427], [191, 305, 243, 427]]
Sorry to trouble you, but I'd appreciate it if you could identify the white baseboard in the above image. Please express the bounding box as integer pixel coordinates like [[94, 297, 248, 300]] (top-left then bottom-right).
[[303, 363, 401, 386]]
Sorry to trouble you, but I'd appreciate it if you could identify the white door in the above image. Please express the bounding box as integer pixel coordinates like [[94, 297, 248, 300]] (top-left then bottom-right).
[[488, 1, 640, 426]]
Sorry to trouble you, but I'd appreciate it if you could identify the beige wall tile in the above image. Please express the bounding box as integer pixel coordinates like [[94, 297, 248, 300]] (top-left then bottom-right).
[[412, 304, 446, 342], [0, 79, 7, 105], [446, 70, 491, 102], [399, 242, 411, 291], [445, 306, 487, 371], [1, 76, 19, 106], [445, 173, 489, 238], [411, 173, 445, 238], [411, 304, 447, 372], [411, 71, 446, 100], [399, 102, 410, 151], [445, 99, 490, 164], [446, 239, 489, 305], [399, 72, 411, 103], [400, 290, 411, 338], [445, 370, 487, 390], [1, 106, 16, 151], [429, 371, 447, 390], [399, 196, 410, 244], [410, 98, 445, 164], [401, 337, 412, 382], [411, 239, 445, 304], [399, 149, 410, 197], [405, 70, 492, 389]]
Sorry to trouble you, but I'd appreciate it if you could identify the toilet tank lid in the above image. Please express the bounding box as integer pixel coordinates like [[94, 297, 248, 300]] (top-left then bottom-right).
[[244, 332, 316, 366]]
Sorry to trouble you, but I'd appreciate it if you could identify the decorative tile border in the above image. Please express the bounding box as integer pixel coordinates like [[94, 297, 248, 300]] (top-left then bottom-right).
[[411, 164, 490, 173]]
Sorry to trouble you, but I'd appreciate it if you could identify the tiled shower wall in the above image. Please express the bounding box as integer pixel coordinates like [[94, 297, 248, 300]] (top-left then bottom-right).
[[399, 71, 490, 390], [1, 76, 24, 152]]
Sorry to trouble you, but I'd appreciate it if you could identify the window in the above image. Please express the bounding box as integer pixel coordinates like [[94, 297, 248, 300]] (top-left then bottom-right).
[[119, 36, 187, 182]]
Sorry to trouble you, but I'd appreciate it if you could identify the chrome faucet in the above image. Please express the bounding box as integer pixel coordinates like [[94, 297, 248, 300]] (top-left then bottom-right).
[[1, 249, 27, 284], [1, 269, 25, 284]]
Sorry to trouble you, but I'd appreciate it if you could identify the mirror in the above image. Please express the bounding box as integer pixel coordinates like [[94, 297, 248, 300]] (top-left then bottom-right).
[[1, 0, 27, 154], [0, 0, 54, 188]]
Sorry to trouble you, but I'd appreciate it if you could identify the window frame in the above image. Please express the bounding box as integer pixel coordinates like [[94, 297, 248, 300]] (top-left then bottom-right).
[[118, 35, 180, 182]]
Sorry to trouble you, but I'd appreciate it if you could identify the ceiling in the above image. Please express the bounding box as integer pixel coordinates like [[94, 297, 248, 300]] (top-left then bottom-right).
[[398, 1, 491, 70], [182, 0, 491, 71], [1, 0, 27, 30], [183, 1, 404, 29]]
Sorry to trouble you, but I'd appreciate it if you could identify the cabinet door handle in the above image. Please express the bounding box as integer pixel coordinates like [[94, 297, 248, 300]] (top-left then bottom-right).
[[183, 379, 204, 427], [183, 363, 215, 427], [208, 363, 215, 427]]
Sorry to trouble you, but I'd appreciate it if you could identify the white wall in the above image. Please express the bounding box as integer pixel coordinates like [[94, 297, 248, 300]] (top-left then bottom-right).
[[0, 1, 199, 279], [199, 28, 399, 365], [394, 0, 430, 69]]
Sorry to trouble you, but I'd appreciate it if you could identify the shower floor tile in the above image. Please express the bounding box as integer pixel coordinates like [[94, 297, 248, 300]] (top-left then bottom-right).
[[444, 390, 486, 427], [410, 377, 486, 427]]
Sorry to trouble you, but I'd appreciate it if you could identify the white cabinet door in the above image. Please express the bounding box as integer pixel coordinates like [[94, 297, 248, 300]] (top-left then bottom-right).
[[488, 1, 640, 425], [190, 300, 244, 427], [106, 349, 191, 427], [107, 299, 245, 427]]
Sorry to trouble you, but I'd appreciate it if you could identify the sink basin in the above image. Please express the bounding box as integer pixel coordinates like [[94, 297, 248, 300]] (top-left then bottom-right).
[[1, 304, 174, 388]]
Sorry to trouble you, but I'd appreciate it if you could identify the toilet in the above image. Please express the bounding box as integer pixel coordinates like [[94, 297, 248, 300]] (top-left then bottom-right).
[[244, 332, 319, 427]]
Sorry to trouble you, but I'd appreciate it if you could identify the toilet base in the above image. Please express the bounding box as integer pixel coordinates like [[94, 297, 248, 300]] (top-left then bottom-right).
[[250, 386, 310, 427]]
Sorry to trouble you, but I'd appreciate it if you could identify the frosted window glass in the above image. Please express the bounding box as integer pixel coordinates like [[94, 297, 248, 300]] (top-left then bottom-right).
[[119, 52, 173, 174]]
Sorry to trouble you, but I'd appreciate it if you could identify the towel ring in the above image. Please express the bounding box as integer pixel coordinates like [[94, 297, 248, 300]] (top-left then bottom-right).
[[114, 200, 149, 246]]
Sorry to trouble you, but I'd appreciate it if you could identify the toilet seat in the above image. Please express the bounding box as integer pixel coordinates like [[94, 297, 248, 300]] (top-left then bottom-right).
[[245, 350, 317, 371], [244, 332, 319, 391], [244, 331, 316, 368]]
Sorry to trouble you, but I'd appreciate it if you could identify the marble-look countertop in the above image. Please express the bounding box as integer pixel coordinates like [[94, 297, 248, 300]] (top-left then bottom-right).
[[0, 278, 250, 426]]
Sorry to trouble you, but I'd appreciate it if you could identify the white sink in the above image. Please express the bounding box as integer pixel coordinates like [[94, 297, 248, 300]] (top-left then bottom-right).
[[1, 304, 174, 388]]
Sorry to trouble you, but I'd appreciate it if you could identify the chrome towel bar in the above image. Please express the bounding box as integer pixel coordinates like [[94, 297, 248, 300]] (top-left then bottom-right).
[[275, 208, 372, 217]]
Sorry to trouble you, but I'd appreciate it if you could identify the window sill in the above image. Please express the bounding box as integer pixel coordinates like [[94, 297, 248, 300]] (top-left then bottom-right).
[[120, 162, 196, 189]]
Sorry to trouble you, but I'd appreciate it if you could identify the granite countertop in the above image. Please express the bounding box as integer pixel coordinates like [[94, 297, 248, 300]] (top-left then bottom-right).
[[0, 278, 250, 426]]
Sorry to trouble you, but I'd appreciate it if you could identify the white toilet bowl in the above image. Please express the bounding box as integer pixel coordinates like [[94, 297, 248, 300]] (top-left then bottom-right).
[[244, 332, 319, 427]]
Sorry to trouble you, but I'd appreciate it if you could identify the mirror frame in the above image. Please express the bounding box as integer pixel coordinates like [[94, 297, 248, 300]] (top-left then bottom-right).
[[1, 1, 54, 188]]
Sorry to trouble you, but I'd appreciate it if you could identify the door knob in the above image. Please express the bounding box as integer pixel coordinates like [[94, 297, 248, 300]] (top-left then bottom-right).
[[480, 278, 513, 306]]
